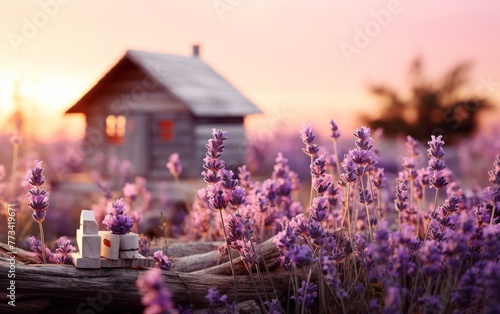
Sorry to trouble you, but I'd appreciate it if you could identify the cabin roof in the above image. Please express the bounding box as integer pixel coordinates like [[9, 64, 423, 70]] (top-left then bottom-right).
[[66, 49, 261, 117]]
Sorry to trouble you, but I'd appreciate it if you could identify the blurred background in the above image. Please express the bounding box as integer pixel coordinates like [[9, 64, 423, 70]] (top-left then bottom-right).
[[0, 0, 499, 241]]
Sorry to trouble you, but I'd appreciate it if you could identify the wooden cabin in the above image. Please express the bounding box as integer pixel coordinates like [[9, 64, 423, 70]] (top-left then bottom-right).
[[66, 47, 261, 180]]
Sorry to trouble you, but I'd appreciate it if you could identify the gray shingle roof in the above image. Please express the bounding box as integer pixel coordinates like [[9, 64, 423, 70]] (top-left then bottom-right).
[[67, 49, 261, 117]]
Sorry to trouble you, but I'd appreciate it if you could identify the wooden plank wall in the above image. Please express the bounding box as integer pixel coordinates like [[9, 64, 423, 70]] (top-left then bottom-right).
[[147, 112, 196, 180]]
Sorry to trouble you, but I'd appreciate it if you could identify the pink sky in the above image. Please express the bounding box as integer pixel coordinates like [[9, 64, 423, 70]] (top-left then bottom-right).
[[1, 0, 499, 140]]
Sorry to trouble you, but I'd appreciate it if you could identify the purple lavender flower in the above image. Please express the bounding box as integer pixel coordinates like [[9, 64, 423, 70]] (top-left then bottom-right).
[[483, 261, 500, 312], [26, 161, 50, 223], [300, 124, 316, 145], [322, 256, 347, 299], [391, 247, 416, 277], [326, 183, 340, 207], [54, 236, 76, 265], [278, 254, 294, 272], [398, 224, 420, 251], [123, 183, 137, 202], [311, 154, 327, 177], [427, 135, 445, 160], [300, 125, 319, 157], [481, 225, 500, 261], [394, 179, 409, 213], [441, 195, 462, 215], [226, 214, 245, 245], [238, 239, 258, 264], [384, 286, 401, 314], [310, 197, 329, 222], [166, 153, 183, 177], [136, 268, 178, 314], [289, 213, 309, 236], [28, 236, 54, 264], [26, 160, 46, 186], [353, 126, 373, 151], [202, 156, 225, 173], [488, 154, 500, 186], [452, 265, 482, 311], [427, 135, 448, 189], [358, 187, 373, 205], [276, 177, 292, 198], [202, 129, 228, 184], [287, 243, 314, 267], [368, 221, 394, 265], [266, 299, 283, 314], [206, 287, 227, 307], [208, 188, 230, 211], [350, 149, 373, 166], [205, 129, 228, 159], [372, 167, 386, 189], [103, 198, 133, 234], [220, 169, 238, 191], [402, 157, 417, 180], [26, 160, 51, 264], [312, 174, 333, 195], [273, 153, 289, 178], [308, 221, 325, 246], [417, 168, 431, 187], [417, 295, 441, 314], [206, 288, 236, 313], [153, 251, 172, 271], [274, 224, 297, 250], [238, 165, 253, 190], [329, 118, 341, 140], [139, 234, 150, 257], [230, 186, 246, 208], [27, 191, 50, 222], [291, 280, 317, 310], [340, 153, 358, 184], [406, 135, 420, 158]]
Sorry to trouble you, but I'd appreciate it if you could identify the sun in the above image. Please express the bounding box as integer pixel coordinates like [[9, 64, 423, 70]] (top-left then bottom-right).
[[0, 74, 86, 140]]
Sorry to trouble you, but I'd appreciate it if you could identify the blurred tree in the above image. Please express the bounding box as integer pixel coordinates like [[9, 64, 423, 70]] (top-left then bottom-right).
[[361, 57, 492, 144]]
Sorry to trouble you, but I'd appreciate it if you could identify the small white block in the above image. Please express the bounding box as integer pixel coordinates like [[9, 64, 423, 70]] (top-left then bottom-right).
[[119, 233, 139, 259], [80, 210, 99, 235], [77, 229, 101, 258], [71, 252, 101, 269], [99, 231, 120, 260]]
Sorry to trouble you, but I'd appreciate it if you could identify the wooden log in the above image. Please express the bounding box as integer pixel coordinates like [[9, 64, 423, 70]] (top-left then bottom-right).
[[0, 243, 38, 264], [151, 241, 223, 258], [178, 237, 281, 275], [193, 300, 260, 314], [0, 257, 291, 313], [171, 249, 229, 273]]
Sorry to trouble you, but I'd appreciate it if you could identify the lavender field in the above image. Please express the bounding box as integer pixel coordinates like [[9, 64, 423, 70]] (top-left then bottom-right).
[[1, 120, 499, 313], [2, 2, 500, 313]]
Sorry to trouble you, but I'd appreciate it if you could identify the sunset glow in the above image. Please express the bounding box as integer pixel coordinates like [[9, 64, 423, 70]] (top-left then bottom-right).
[[1, 0, 499, 140]]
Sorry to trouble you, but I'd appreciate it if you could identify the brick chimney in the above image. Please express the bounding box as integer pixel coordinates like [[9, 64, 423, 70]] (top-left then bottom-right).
[[192, 45, 200, 58]]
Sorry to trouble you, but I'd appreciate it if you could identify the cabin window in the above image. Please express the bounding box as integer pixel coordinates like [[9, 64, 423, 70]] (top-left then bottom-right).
[[106, 115, 126, 144], [159, 120, 174, 141]]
